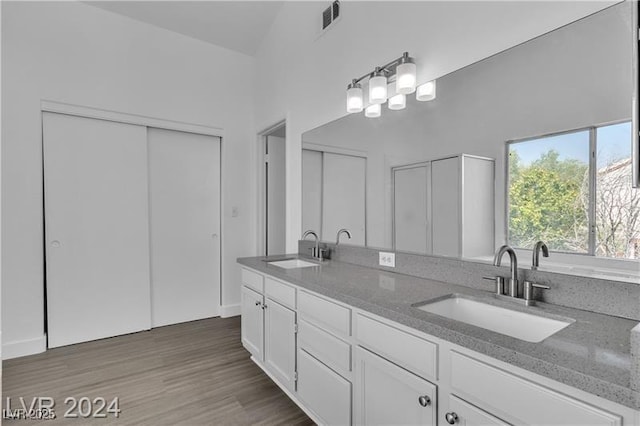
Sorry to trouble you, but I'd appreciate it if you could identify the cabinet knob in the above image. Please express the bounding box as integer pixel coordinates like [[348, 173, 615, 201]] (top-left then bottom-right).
[[445, 412, 459, 424], [255, 301, 261, 306], [418, 395, 431, 407], [262, 304, 267, 310]]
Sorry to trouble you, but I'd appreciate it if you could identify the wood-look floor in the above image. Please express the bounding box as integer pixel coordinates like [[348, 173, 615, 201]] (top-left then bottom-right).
[[2, 317, 313, 425]]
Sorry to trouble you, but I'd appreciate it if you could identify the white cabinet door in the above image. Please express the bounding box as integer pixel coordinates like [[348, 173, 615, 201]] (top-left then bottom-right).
[[355, 347, 437, 426], [43, 113, 151, 348], [297, 348, 352, 426], [148, 128, 221, 327], [264, 298, 296, 390], [447, 395, 511, 426], [241, 286, 264, 361]]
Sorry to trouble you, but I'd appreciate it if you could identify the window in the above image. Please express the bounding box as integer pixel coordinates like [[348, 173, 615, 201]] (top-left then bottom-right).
[[508, 122, 638, 259]]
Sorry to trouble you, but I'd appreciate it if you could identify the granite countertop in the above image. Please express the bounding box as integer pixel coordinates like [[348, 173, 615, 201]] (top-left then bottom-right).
[[238, 254, 640, 410]]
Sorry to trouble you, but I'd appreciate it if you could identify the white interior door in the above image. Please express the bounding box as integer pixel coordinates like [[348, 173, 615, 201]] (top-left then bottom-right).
[[266, 136, 286, 255], [394, 165, 429, 254], [43, 112, 151, 348], [322, 153, 366, 245], [148, 128, 221, 327]]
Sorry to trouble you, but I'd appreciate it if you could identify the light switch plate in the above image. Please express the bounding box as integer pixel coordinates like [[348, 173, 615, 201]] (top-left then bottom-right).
[[379, 252, 395, 267]]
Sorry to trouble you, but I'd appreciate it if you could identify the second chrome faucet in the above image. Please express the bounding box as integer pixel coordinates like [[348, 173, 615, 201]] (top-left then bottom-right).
[[484, 241, 551, 305]]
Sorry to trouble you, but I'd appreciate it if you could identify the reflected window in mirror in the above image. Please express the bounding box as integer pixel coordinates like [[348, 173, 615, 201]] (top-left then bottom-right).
[[508, 122, 638, 259]]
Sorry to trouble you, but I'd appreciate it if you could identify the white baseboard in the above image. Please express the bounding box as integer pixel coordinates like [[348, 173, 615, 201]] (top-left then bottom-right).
[[220, 303, 240, 318], [3, 334, 47, 360]]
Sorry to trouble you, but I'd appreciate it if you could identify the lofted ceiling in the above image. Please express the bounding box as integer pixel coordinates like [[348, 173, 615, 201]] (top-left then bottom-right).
[[87, 1, 284, 56]]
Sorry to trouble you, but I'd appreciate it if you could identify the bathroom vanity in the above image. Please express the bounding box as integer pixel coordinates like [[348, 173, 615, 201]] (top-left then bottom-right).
[[237, 255, 640, 425]]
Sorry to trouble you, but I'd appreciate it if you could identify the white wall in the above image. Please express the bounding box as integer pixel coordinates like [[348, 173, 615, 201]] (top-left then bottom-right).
[[2, 1, 256, 357], [252, 0, 618, 252]]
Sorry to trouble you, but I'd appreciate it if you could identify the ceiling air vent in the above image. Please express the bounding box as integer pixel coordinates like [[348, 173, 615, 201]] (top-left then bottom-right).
[[321, 1, 341, 31]]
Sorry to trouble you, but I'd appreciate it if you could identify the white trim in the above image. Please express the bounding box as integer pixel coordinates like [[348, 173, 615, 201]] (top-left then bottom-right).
[[260, 120, 286, 138], [220, 304, 241, 318], [3, 334, 47, 360], [302, 142, 367, 159], [41, 100, 224, 138]]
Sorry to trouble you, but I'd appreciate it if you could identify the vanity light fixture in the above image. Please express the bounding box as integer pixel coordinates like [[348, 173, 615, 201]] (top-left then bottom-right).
[[346, 51, 435, 118], [346, 80, 364, 113], [388, 94, 406, 110], [396, 53, 416, 94], [369, 68, 388, 104], [416, 80, 436, 101], [365, 103, 381, 118]]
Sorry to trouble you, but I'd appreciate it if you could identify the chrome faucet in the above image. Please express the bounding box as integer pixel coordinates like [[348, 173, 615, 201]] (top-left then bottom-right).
[[493, 245, 519, 297], [302, 230, 320, 259], [532, 241, 549, 270], [336, 228, 352, 245]]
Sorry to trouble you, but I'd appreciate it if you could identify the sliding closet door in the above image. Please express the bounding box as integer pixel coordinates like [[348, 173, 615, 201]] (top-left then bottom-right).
[[322, 153, 366, 245], [148, 128, 221, 327], [43, 112, 151, 348]]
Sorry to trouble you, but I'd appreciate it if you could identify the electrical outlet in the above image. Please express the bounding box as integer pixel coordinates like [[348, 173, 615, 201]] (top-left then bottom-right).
[[379, 252, 395, 267]]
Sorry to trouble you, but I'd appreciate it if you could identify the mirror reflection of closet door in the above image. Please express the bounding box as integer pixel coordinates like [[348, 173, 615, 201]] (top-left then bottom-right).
[[302, 150, 323, 235], [321, 153, 366, 245], [393, 164, 430, 254]]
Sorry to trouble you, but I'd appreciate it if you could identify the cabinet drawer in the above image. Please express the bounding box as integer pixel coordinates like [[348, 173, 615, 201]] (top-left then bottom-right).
[[264, 277, 296, 309], [298, 291, 351, 337], [297, 348, 351, 426], [241, 268, 263, 293], [450, 351, 622, 426], [298, 318, 351, 376], [448, 395, 510, 426], [355, 314, 437, 381]]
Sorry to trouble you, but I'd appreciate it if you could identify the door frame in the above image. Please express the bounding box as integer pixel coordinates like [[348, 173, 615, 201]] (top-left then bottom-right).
[[257, 120, 286, 256], [40, 100, 225, 316]]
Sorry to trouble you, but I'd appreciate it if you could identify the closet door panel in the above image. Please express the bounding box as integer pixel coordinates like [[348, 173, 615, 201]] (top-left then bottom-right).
[[148, 128, 221, 327], [431, 157, 461, 257], [43, 112, 151, 348], [302, 149, 323, 237], [394, 165, 429, 254]]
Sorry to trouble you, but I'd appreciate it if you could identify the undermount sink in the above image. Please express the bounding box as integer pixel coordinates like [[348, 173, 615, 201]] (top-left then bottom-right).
[[413, 294, 573, 343], [267, 259, 319, 269]]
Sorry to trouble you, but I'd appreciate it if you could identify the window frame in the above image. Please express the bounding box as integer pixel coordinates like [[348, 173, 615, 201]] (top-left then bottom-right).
[[505, 119, 632, 259]]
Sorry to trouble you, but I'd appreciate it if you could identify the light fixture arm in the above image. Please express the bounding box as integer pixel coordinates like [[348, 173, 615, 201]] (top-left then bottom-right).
[[349, 52, 412, 86]]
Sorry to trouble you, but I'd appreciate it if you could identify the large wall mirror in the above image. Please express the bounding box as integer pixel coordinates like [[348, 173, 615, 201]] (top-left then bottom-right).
[[301, 2, 639, 278]]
